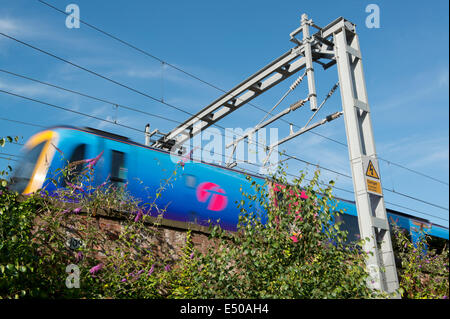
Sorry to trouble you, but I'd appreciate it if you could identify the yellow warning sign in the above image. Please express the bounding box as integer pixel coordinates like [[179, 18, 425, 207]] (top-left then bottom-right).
[[366, 160, 380, 179], [366, 178, 382, 195]]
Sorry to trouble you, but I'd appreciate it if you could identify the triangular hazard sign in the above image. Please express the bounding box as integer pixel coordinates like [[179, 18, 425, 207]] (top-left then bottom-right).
[[366, 160, 380, 179]]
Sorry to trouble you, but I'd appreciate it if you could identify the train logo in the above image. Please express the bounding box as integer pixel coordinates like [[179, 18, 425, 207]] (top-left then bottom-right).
[[196, 182, 228, 211]]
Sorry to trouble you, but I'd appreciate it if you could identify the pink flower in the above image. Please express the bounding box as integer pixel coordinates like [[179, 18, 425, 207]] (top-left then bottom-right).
[[300, 191, 308, 199], [295, 215, 303, 222], [89, 263, 103, 276], [177, 146, 200, 168], [85, 151, 104, 169], [164, 264, 171, 272], [290, 235, 298, 243], [121, 278, 127, 282], [72, 207, 82, 214], [134, 210, 143, 222], [99, 175, 110, 188], [274, 215, 280, 225], [189, 252, 194, 259], [148, 264, 155, 276], [67, 182, 84, 192], [177, 160, 185, 168], [76, 251, 83, 263], [134, 269, 145, 279]]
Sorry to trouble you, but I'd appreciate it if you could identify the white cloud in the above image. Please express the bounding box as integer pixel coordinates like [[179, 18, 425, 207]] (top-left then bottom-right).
[[379, 134, 449, 171], [0, 17, 39, 38], [0, 79, 67, 100], [0, 18, 19, 33], [375, 66, 449, 111]]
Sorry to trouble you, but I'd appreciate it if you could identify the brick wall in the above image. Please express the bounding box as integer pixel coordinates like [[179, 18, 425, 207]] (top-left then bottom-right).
[[39, 207, 215, 263]]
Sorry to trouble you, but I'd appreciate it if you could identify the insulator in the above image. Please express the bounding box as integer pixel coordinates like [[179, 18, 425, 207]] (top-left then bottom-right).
[[289, 72, 306, 91], [289, 97, 308, 111]]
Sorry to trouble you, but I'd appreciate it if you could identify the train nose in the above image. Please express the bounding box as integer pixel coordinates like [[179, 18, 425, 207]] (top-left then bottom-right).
[[10, 130, 59, 194], [9, 141, 46, 194]]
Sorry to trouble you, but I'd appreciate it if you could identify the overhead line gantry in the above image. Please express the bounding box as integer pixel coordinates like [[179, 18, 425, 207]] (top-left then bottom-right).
[[150, 14, 400, 296]]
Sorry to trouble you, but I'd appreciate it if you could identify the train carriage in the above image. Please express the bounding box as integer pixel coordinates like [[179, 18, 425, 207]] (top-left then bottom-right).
[[10, 126, 449, 248]]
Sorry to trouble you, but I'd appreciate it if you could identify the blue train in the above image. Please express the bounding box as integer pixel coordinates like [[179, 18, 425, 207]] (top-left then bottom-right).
[[10, 126, 449, 248]]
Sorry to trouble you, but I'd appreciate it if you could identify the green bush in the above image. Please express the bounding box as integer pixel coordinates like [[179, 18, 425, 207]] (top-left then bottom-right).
[[178, 168, 383, 298], [391, 222, 449, 299], [1, 136, 447, 299]]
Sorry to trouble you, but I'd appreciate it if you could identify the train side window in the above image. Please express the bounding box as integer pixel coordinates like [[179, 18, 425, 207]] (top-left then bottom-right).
[[69, 144, 86, 167], [336, 214, 360, 243], [63, 143, 86, 186], [110, 150, 127, 186], [184, 174, 196, 188]]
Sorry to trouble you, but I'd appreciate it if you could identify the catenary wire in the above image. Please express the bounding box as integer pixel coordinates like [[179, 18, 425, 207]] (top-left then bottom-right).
[[243, 166, 449, 223], [1, 64, 447, 213], [37, 0, 347, 144], [2, 109, 448, 223], [1, 33, 447, 214], [37, 0, 449, 188]]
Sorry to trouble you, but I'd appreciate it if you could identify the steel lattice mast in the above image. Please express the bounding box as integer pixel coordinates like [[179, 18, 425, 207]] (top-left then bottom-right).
[[149, 14, 400, 296]]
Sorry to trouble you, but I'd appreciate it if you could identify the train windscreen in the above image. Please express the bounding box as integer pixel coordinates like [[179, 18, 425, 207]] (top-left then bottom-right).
[[10, 142, 46, 193]]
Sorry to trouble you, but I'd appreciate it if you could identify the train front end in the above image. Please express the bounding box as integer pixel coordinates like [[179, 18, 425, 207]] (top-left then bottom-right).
[[10, 129, 59, 194]]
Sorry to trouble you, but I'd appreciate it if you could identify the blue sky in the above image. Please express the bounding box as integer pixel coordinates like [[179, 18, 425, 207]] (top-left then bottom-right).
[[0, 0, 448, 227]]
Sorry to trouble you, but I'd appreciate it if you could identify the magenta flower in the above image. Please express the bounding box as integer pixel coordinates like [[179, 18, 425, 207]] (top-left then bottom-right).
[[189, 252, 194, 259], [290, 235, 298, 243], [72, 207, 82, 214], [134, 269, 145, 279], [300, 191, 308, 199], [274, 215, 280, 225], [134, 210, 143, 222], [177, 160, 185, 168], [121, 278, 127, 282], [164, 264, 171, 272], [76, 251, 83, 263], [148, 264, 155, 276], [66, 181, 84, 192], [89, 263, 103, 276], [85, 151, 104, 169]]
